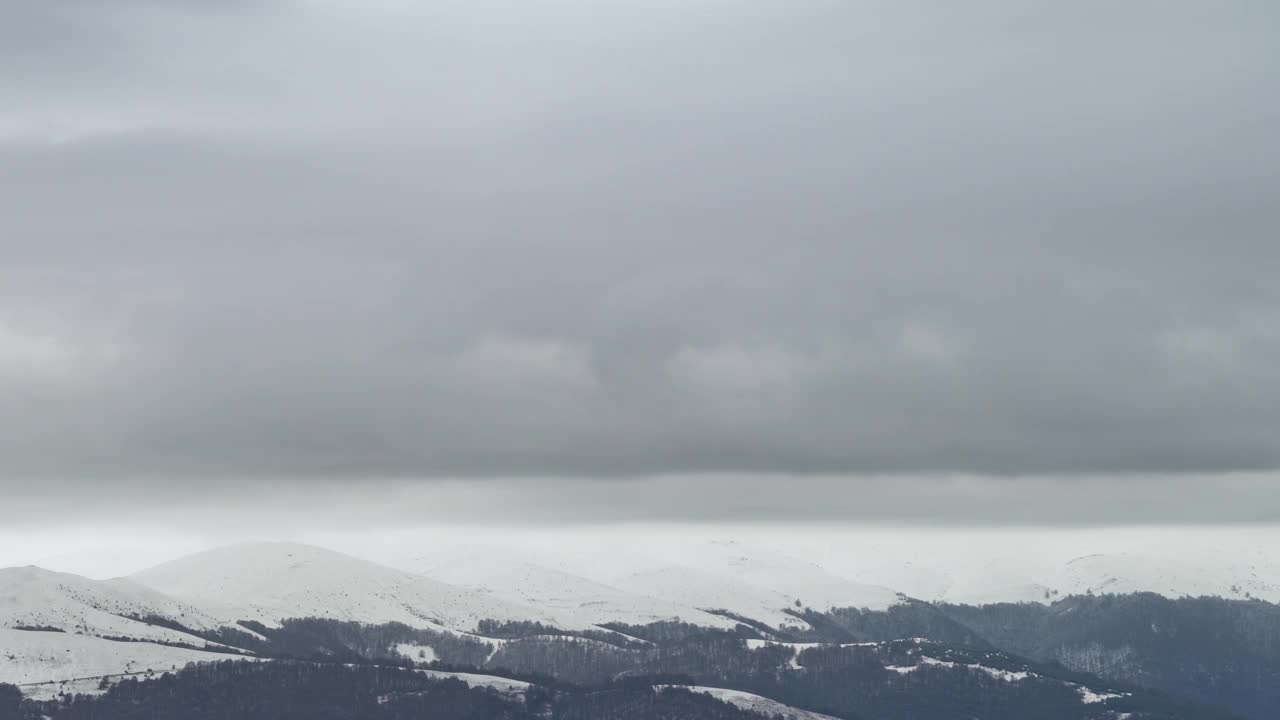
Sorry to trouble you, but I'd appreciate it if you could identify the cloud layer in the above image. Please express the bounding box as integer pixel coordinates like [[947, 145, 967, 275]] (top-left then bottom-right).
[[2, 2, 1279, 514]]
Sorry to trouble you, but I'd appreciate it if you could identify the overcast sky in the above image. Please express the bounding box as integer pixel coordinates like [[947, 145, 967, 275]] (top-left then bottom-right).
[[2, 1, 1279, 526]]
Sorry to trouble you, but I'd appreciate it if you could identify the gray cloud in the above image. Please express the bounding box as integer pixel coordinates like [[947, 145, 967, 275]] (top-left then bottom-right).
[[2, 1, 1279, 512]]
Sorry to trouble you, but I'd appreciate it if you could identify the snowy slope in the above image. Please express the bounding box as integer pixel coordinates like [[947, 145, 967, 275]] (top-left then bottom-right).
[[343, 528, 1280, 613], [405, 553, 739, 629], [707, 542, 904, 612], [609, 542, 902, 629], [908, 549, 1280, 606], [131, 542, 569, 633], [0, 566, 230, 648], [659, 686, 841, 720], [350, 534, 910, 628], [1047, 551, 1280, 601], [793, 527, 1280, 607], [869, 550, 1280, 606], [0, 628, 247, 700], [614, 565, 809, 629], [416, 669, 532, 696]]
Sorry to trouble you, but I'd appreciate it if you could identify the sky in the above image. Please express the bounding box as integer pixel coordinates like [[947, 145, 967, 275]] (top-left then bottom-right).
[[2, 1, 1279, 533]]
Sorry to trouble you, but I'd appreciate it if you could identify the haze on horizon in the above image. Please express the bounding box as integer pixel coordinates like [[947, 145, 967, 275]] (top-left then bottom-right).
[[2, 0, 1279, 537]]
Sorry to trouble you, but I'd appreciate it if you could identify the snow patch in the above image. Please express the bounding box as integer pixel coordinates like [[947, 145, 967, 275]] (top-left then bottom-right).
[[415, 669, 531, 696], [658, 685, 841, 720], [888, 656, 1033, 683], [392, 643, 436, 663], [0, 629, 255, 700], [1078, 686, 1127, 704], [406, 552, 738, 629]]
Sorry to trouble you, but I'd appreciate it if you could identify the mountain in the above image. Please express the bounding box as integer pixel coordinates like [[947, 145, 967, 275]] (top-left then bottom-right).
[[826, 542, 1280, 607], [379, 537, 911, 628], [614, 565, 815, 630], [569, 539, 907, 630], [935, 593, 1280, 720], [612, 564, 901, 631], [0, 628, 247, 701], [130, 542, 571, 633], [0, 566, 255, 701], [0, 566, 226, 647], [406, 552, 741, 629], [363, 533, 1280, 614], [1047, 552, 1280, 602], [2, 540, 1274, 719]]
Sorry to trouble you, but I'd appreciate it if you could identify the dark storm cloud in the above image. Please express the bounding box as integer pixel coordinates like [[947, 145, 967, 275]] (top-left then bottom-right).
[[2, 1, 1279, 513]]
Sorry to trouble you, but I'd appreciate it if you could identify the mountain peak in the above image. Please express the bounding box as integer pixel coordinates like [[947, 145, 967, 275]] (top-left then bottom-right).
[[131, 541, 566, 633]]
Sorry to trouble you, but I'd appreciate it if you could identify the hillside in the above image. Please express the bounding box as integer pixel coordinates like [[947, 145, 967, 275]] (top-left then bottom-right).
[[131, 542, 570, 633], [0, 566, 228, 648]]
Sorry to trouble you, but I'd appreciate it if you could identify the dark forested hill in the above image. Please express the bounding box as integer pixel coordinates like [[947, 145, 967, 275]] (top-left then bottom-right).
[[776, 593, 1278, 720], [932, 594, 1280, 720], [7, 590, 1278, 720], [5, 662, 775, 720], [5, 630, 1237, 720]]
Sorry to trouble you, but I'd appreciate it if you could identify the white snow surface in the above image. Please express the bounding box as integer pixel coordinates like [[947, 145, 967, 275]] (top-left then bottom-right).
[[374, 537, 904, 630], [393, 642, 437, 663], [0, 628, 247, 699], [0, 566, 227, 647], [782, 527, 1280, 606], [916, 548, 1280, 606], [131, 542, 570, 633], [659, 685, 842, 720], [415, 670, 531, 696], [406, 552, 739, 629], [402, 526, 1280, 609], [607, 542, 901, 630], [1050, 551, 1280, 602], [25, 525, 1280, 609]]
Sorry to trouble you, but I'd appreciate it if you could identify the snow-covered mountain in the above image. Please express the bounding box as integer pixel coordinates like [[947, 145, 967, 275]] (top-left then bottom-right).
[[0, 567, 251, 700], [403, 532, 1280, 620], [0, 566, 227, 647], [404, 552, 741, 629], [794, 529, 1280, 607], [703, 541, 905, 613], [845, 549, 1280, 606], [0, 628, 245, 701], [599, 541, 904, 628], [4, 537, 1280, 719], [397, 539, 904, 630], [1046, 551, 1280, 602], [130, 542, 571, 633]]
